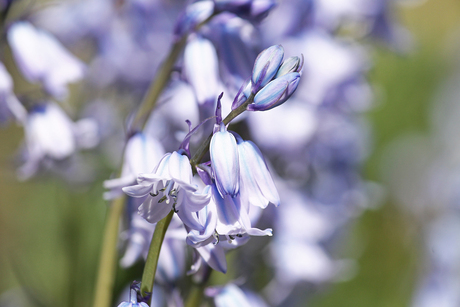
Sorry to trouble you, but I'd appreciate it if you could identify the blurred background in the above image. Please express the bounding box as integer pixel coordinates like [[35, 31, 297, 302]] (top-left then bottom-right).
[[1, 0, 460, 306]]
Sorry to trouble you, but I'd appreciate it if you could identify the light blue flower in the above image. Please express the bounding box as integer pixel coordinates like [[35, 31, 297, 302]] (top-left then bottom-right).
[[234, 134, 280, 208], [122, 151, 211, 229], [210, 123, 239, 197]]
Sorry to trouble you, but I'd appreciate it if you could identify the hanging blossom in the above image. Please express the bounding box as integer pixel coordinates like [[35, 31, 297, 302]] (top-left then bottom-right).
[[18, 103, 98, 180], [122, 150, 211, 230], [7, 21, 86, 100]]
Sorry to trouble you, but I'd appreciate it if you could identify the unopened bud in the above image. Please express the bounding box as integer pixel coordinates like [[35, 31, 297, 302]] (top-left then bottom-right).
[[248, 72, 300, 111]]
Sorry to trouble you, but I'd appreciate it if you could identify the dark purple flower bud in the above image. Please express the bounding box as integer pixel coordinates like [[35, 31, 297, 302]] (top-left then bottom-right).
[[275, 54, 304, 78], [248, 72, 300, 111], [251, 45, 284, 93], [174, 1, 215, 38]]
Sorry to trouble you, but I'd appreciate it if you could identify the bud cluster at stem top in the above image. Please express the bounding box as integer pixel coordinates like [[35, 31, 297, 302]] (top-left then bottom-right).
[[232, 44, 303, 112]]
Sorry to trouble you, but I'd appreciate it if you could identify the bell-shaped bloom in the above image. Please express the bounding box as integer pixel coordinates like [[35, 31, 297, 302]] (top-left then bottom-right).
[[210, 123, 239, 197], [174, 1, 215, 38], [117, 288, 149, 307], [249, 72, 300, 111], [251, 45, 284, 92], [122, 151, 211, 229], [184, 35, 220, 105], [234, 134, 280, 208], [104, 132, 164, 200], [18, 103, 98, 180], [7, 21, 86, 100]]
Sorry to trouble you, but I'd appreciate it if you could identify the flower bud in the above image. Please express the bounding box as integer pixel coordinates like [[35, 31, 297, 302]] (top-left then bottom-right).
[[251, 45, 284, 93], [249, 72, 300, 111], [275, 54, 304, 78]]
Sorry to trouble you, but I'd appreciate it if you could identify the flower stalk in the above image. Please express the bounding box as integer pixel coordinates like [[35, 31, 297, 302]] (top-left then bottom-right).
[[140, 210, 174, 303]]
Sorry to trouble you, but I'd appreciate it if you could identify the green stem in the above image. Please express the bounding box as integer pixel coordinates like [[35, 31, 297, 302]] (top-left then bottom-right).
[[92, 195, 126, 307], [140, 210, 174, 303], [190, 93, 255, 168]]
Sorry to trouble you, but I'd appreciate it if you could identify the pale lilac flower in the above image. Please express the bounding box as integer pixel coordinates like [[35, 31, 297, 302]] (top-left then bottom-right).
[[210, 123, 239, 197], [7, 21, 86, 99], [104, 132, 165, 200], [184, 35, 220, 105], [18, 103, 98, 180], [234, 133, 280, 208], [122, 151, 211, 228]]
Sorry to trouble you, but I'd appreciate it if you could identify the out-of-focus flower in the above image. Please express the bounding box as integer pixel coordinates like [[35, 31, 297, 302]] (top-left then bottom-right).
[[123, 151, 211, 228], [18, 103, 98, 180], [214, 0, 277, 22], [7, 21, 86, 99], [174, 1, 215, 38], [184, 35, 220, 106], [206, 283, 267, 307]]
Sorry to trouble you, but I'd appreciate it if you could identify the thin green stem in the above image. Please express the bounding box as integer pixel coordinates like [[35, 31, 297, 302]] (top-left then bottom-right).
[[92, 195, 126, 307], [140, 210, 174, 303]]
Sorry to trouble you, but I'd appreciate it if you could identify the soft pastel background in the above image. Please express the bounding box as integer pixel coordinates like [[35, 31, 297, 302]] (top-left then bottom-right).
[[1, 0, 460, 306]]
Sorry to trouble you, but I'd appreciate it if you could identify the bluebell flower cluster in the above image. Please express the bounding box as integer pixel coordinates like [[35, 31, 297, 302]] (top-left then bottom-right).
[[0, 0, 410, 306]]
